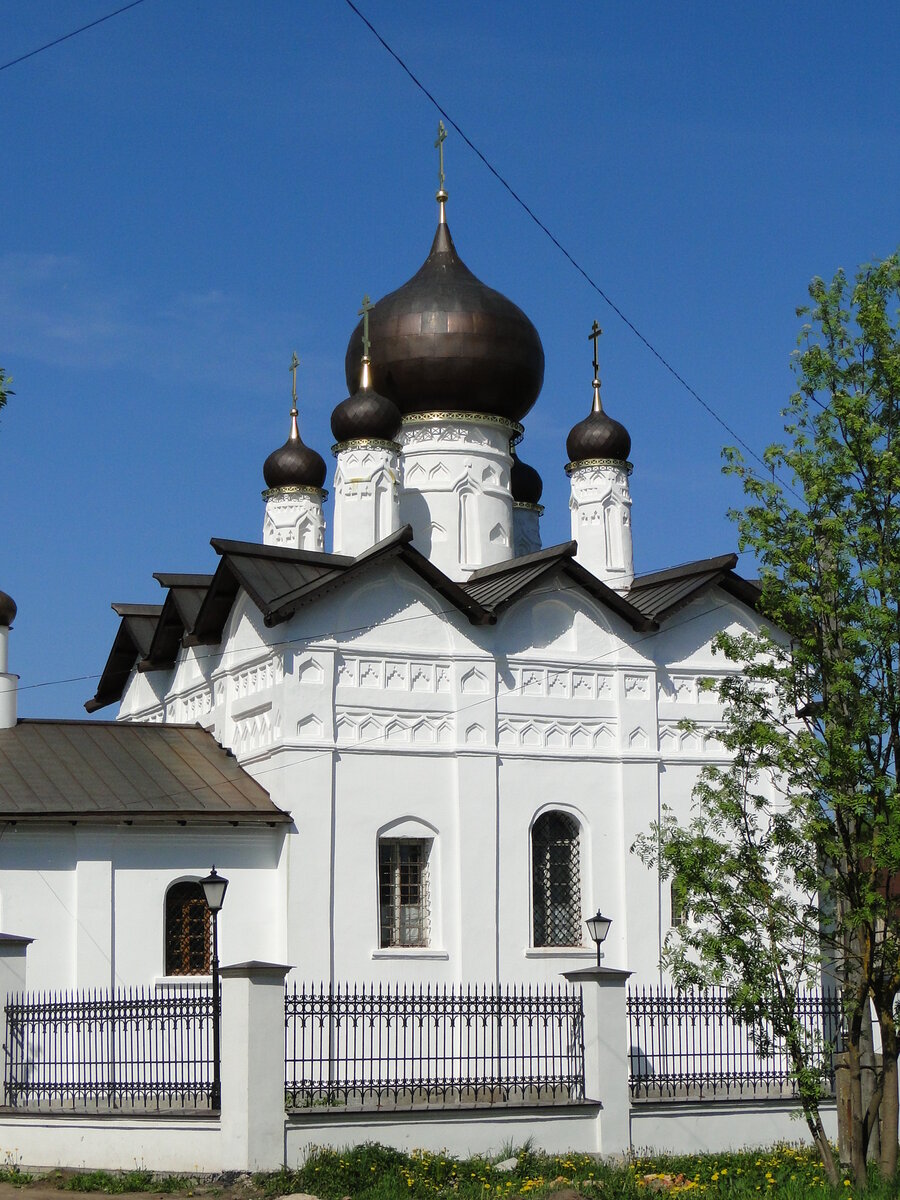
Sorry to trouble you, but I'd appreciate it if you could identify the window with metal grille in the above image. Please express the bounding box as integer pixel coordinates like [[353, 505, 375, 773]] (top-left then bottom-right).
[[670, 876, 687, 928], [164, 881, 211, 975], [532, 811, 582, 947], [379, 839, 431, 948]]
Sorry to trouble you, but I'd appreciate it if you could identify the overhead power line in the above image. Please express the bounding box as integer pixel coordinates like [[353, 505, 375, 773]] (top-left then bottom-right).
[[0, 0, 149, 74], [342, 0, 801, 501]]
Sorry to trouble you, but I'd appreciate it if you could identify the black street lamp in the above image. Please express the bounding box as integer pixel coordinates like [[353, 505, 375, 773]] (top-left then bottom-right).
[[585, 909, 612, 967], [200, 866, 229, 1110]]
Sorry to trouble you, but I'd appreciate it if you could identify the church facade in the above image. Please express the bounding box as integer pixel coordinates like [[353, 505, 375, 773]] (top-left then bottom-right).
[[0, 181, 762, 996]]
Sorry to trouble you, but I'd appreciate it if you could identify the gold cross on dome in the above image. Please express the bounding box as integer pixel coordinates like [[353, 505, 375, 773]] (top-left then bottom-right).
[[588, 321, 602, 379], [289, 352, 299, 407], [435, 120, 447, 192], [358, 295, 373, 358]]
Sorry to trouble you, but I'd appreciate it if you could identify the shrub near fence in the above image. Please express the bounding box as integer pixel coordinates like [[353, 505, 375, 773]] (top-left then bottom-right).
[[627, 986, 842, 1101], [3, 985, 214, 1111], [285, 981, 585, 1110]]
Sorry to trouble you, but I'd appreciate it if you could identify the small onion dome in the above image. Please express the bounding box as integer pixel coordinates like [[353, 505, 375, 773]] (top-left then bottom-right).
[[0, 590, 16, 627], [344, 221, 544, 424], [510, 446, 543, 505], [331, 361, 401, 444], [566, 382, 631, 465], [263, 414, 326, 490]]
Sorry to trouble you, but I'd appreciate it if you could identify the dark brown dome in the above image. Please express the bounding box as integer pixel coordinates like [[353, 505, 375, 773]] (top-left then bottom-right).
[[344, 221, 544, 423], [0, 590, 16, 627], [331, 379, 401, 444], [263, 426, 326, 490], [566, 388, 631, 464], [510, 446, 543, 505]]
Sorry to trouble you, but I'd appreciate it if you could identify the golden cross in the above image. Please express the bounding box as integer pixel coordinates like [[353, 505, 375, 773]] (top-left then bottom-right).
[[358, 295, 373, 359], [435, 121, 447, 192], [289, 352, 299, 407], [588, 321, 602, 379]]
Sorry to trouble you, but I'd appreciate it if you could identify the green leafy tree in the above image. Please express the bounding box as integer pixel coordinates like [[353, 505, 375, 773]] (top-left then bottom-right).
[[636, 252, 900, 1189]]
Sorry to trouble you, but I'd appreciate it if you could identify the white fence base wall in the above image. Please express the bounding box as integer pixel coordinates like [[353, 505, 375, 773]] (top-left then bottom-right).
[[286, 1104, 602, 1162], [631, 1100, 838, 1154], [0, 1115, 222, 1173]]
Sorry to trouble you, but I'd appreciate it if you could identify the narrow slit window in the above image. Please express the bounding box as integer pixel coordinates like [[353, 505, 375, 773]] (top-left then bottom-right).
[[532, 811, 582, 947]]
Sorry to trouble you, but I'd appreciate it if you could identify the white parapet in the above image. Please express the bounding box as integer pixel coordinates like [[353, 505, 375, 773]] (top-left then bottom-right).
[[262, 486, 326, 551], [332, 440, 401, 557], [568, 459, 634, 592], [399, 413, 517, 581]]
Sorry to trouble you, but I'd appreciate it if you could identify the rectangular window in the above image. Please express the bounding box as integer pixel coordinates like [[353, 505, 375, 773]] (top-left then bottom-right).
[[379, 839, 431, 948]]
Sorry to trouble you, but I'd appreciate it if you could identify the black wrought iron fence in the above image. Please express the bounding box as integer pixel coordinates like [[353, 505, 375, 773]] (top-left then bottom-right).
[[4, 985, 214, 1111], [627, 986, 843, 1101], [285, 981, 585, 1110]]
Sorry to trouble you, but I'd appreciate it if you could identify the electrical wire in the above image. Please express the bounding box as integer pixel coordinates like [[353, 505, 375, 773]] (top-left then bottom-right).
[[341, 0, 803, 503], [0, 0, 150, 74]]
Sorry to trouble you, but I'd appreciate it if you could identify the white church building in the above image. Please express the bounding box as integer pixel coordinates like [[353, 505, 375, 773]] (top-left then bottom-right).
[[0, 180, 763, 999]]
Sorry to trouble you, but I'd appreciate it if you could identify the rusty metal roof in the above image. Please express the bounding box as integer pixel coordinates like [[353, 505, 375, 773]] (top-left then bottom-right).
[[0, 721, 289, 825]]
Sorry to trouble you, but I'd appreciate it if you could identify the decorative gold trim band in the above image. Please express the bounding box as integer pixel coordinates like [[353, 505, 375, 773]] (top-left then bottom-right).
[[331, 438, 401, 456], [261, 486, 328, 500], [513, 502, 545, 514], [401, 412, 524, 436], [565, 458, 633, 477]]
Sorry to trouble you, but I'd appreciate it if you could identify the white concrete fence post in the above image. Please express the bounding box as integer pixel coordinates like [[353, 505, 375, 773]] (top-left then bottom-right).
[[564, 965, 632, 1155], [0, 933, 32, 1105], [219, 960, 291, 1171]]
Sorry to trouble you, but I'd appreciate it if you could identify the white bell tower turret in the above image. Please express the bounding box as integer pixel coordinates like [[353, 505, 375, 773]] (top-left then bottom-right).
[[261, 353, 327, 551], [331, 297, 402, 557], [566, 323, 634, 592]]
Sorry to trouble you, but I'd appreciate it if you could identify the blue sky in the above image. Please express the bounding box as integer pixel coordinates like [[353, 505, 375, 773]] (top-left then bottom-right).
[[3, 0, 898, 718]]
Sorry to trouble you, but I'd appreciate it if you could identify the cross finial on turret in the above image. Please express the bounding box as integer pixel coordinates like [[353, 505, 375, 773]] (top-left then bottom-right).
[[588, 322, 603, 414], [435, 121, 448, 222], [358, 295, 373, 359], [289, 352, 300, 410], [588, 321, 602, 380]]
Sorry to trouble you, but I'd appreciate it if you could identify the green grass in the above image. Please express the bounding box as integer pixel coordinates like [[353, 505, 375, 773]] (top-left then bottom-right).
[[255, 1142, 900, 1199], [0, 1164, 32, 1188], [60, 1170, 195, 1193]]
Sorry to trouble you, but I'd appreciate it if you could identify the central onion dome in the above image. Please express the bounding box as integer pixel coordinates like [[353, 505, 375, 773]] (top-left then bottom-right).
[[344, 220, 544, 423]]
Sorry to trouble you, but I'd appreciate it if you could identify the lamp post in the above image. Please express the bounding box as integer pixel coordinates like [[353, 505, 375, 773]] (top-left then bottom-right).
[[200, 866, 229, 1110], [585, 909, 612, 967]]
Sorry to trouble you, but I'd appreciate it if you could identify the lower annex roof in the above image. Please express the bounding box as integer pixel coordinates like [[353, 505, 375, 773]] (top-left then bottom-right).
[[0, 721, 289, 826]]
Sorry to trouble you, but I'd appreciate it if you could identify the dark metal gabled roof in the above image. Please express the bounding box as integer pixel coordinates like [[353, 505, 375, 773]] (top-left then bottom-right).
[[140, 575, 214, 672], [85, 605, 164, 714], [627, 553, 759, 622], [0, 720, 289, 825], [463, 542, 656, 630], [189, 541, 355, 645]]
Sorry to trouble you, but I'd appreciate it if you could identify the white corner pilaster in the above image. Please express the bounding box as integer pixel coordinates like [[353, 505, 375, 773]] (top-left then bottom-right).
[[332, 441, 401, 556], [563, 964, 632, 1155], [263, 487, 326, 551], [220, 960, 291, 1171], [399, 414, 517, 580], [568, 460, 634, 591]]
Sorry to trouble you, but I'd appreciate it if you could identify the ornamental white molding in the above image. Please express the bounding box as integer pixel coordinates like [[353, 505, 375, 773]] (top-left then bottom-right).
[[233, 704, 280, 756], [659, 721, 726, 754], [658, 673, 723, 705], [497, 717, 616, 752], [624, 672, 650, 696], [336, 654, 452, 695], [174, 687, 212, 723], [335, 708, 454, 747], [497, 664, 614, 701], [231, 656, 282, 700]]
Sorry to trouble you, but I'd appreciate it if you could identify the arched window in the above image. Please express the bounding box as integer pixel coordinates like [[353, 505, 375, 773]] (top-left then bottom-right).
[[164, 881, 211, 976], [532, 811, 582, 947]]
